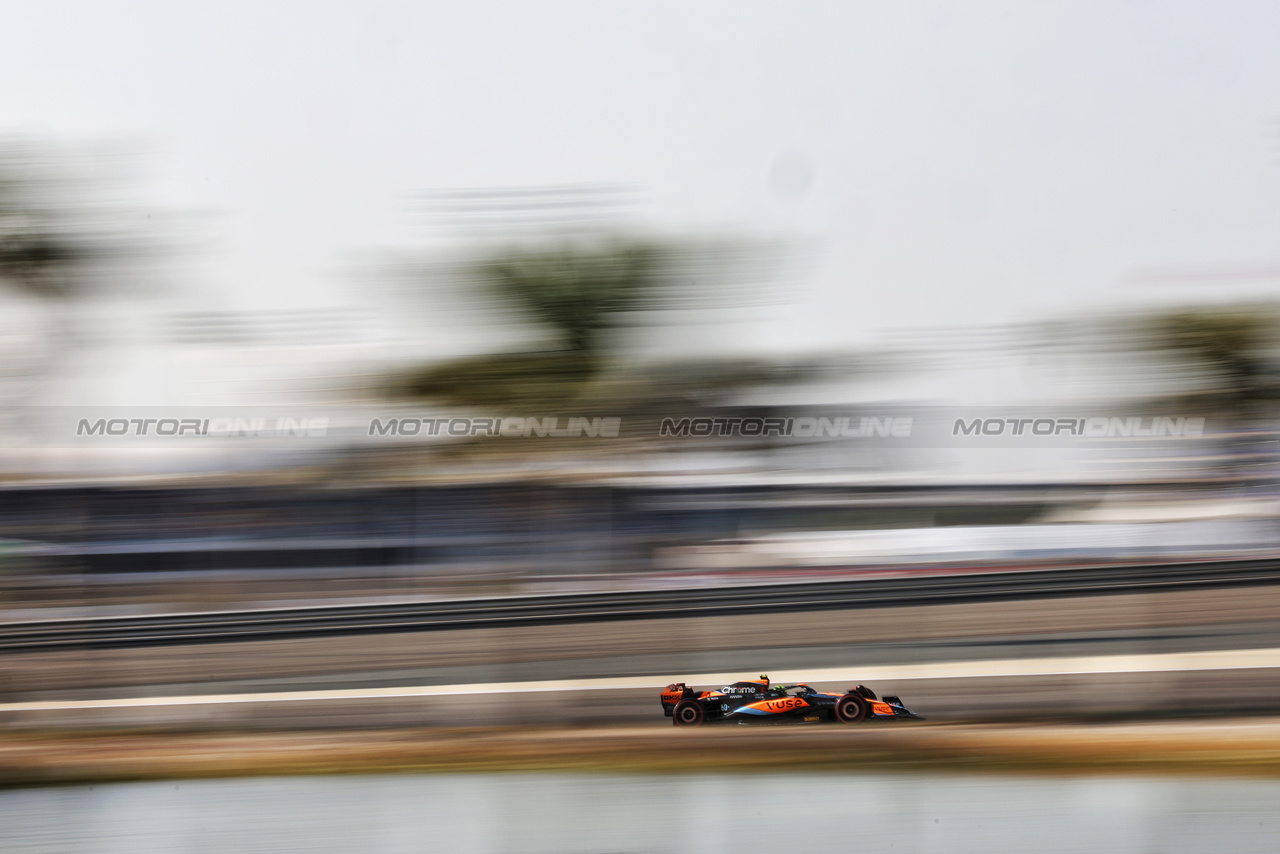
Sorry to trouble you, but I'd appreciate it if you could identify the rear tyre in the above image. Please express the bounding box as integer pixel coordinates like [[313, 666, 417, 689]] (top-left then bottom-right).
[[834, 694, 869, 723], [673, 700, 705, 727]]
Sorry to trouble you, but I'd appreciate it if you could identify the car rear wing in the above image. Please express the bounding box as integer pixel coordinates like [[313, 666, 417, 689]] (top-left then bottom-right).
[[660, 682, 695, 715]]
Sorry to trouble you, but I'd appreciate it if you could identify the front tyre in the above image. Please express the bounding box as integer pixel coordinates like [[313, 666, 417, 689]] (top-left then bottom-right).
[[834, 694, 868, 723], [673, 700, 705, 727]]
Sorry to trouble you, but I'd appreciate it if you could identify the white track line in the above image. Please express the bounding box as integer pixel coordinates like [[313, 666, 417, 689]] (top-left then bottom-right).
[[5, 647, 1280, 713]]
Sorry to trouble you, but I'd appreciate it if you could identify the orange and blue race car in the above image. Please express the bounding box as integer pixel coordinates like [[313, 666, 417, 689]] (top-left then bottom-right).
[[660, 675, 918, 726]]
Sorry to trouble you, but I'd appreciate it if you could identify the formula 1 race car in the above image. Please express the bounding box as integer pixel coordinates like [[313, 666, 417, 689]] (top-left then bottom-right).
[[660, 675, 918, 726]]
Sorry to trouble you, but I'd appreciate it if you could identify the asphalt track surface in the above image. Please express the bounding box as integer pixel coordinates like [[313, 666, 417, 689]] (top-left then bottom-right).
[[4, 556, 1280, 652], [3, 646, 1280, 714]]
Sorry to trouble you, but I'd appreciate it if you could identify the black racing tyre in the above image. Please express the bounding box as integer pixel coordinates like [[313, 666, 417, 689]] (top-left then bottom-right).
[[673, 700, 705, 727], [834, 694, 869, 723]]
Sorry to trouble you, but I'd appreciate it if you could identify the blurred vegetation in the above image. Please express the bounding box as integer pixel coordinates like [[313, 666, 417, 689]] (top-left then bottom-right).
[[0, 142, 89, 300], [404, 351, 597, 410], [402, 239, 661, 409], [0, 138, 146, 303], [1135, 305, 1279, 419], [396, 235, 804, 412], [482, 241, 662, 356], [0, 138, 161, 413]]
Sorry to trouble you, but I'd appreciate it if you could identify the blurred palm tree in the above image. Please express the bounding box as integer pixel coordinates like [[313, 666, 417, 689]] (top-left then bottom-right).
[[0, 142, 91, 300], [401, 240, 660, 408], [1139, 306, 1278, 418], [398, 235, 792, 411], [483, 241, 662, 356], [0, 139, 155, 411]]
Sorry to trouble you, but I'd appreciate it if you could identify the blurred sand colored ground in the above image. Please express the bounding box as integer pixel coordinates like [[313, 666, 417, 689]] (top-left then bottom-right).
[[8, 719, 1280, 787]]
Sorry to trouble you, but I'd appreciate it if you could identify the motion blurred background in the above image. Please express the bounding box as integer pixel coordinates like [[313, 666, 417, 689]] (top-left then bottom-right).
[[4, 2, 1280, 851]]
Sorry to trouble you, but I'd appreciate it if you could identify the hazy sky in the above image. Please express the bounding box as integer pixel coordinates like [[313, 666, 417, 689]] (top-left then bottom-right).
[[4, 1, 1280, 352]]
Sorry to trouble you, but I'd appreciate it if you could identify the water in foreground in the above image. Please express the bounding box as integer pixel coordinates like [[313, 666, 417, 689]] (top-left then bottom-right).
[[2, 772, 1277, 853]]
